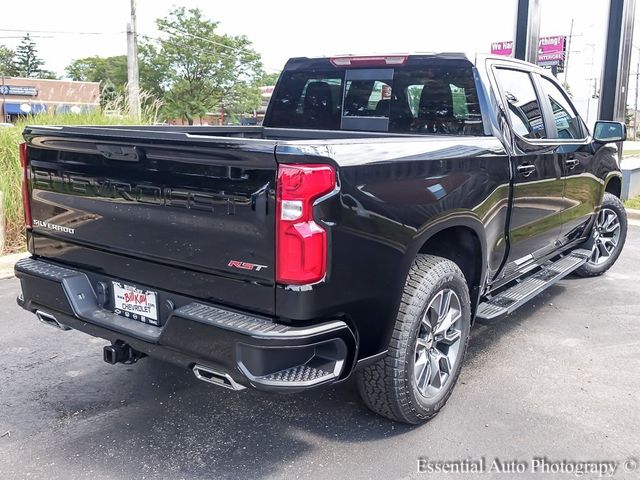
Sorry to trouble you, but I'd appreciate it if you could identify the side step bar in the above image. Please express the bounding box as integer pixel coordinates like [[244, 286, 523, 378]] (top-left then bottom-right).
[[476, 249, 591, 321]]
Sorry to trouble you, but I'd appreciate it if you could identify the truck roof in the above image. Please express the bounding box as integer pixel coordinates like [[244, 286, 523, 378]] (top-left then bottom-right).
[[283, 53, 473, 71], [284, 53, 543, 72]]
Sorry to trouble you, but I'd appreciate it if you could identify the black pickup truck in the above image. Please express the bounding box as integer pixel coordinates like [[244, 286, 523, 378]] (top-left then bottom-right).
[[16, 54, 628, 424]]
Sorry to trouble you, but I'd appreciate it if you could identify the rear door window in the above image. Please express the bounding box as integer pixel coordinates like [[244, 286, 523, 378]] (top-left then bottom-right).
[[494, 68, 547, 139]]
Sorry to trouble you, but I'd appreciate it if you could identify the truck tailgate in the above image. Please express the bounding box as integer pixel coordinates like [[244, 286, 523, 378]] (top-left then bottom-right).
[[24, 126, 277, 314]]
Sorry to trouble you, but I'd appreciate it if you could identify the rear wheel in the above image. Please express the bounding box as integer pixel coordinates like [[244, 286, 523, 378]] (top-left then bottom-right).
[[357, 255, 471, 424], [574, 193, 627, 277]]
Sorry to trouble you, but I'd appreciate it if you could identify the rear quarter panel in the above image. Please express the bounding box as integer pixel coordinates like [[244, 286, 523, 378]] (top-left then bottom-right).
[[275, 136, 510, 359]]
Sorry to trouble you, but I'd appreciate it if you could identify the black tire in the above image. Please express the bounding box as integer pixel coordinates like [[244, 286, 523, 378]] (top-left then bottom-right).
[[356, 254, 471, 424], [574, 193, 627, 277]]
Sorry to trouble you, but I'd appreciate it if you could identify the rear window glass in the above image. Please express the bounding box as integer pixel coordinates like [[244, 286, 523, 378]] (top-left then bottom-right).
[[266, 64, 485, 135]]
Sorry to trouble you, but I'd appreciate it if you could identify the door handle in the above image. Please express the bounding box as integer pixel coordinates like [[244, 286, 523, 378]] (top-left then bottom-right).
[[565, 158, 579, 169], [516, 163, 536, 177]]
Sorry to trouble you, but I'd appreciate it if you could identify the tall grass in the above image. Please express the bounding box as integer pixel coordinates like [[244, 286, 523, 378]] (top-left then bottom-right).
[[0, 125, 23, 254], [0, 102, 159, 254]]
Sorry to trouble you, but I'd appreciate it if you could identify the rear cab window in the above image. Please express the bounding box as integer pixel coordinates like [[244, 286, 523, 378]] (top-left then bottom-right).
[[266, 56, 485, 136], [342, 68, 394, 131]]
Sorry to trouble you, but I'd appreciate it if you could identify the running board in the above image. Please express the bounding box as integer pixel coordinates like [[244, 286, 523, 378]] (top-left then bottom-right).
[[476, 249, 591, 321]]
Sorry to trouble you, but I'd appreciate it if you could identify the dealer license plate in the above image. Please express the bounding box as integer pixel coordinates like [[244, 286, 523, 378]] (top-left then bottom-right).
[[112, 282, 159, 326]]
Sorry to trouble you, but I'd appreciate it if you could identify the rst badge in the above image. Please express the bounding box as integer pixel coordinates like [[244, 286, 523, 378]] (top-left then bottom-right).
[[228, 260, 268, 272]]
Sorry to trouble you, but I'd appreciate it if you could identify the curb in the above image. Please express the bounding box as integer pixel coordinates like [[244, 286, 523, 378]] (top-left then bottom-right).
[[0, 251, 28, 280], [626, 208, 640, 221]]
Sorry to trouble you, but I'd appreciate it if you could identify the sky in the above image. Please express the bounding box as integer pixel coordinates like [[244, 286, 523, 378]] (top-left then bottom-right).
[[0, 0, 635, 125]]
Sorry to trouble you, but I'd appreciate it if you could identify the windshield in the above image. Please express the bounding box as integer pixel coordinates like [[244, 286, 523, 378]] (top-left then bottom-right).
[[265, 64, 485, 135]]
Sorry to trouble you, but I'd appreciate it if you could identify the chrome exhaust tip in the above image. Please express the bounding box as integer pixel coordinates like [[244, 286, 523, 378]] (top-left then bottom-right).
[[192, 365, 246, 391], [35, 310, 71, 331]]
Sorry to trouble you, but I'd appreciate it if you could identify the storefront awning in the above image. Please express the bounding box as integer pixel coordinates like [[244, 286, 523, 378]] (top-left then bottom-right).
[[2, 103, 46, 115]]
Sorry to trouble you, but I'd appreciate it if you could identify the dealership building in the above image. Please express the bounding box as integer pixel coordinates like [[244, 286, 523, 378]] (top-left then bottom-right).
[[1, 77, 100, 122]]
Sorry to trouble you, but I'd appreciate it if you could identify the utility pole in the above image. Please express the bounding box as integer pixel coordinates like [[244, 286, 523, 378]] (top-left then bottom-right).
[[563, 18, 574, 86], [634, 46, 640, 139], [126, 0, 141, 119], [586, 77, 600, 123], [1, 75, 6, 123], [584, 42, 597, 125]]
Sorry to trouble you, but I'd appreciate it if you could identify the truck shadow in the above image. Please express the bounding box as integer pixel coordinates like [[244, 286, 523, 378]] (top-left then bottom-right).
[[32, 286, 566, 479]]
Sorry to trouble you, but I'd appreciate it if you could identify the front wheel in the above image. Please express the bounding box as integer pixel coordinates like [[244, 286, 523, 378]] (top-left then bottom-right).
[[357, 255, 471, 424], [574, 193, 627, 277]]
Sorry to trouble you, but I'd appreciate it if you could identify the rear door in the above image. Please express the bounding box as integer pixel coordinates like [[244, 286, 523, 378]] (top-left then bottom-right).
[[491, 66, 565, 280], [25, 127, 278, 313]]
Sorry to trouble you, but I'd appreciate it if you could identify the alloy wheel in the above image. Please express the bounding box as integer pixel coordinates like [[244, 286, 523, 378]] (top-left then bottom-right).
[[413, 288, 463, 398], [589, 208, 621, 265]]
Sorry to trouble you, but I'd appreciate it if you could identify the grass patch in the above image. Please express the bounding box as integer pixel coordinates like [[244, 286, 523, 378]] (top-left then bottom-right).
[[625, 196, 640, 210], [0, 111, 155, 254]]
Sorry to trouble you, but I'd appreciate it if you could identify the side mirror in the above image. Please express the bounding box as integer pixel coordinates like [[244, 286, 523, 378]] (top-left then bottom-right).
[[593, 121, 626, 143]]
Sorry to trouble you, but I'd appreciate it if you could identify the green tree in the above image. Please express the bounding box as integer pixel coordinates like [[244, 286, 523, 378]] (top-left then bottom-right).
[[65, 55, 128, 86], [14, 34, 44, 77], [13, 34, 56, 79], [138, 43, 169, 98], [100, 79, 119, 110], [66, 56, 129, 108], [220, 81, 263, 123], [0, 46, 18, 76], [256, 72, 280, 87], [140, 7, 264, 124], [562, 82, 573, 99]]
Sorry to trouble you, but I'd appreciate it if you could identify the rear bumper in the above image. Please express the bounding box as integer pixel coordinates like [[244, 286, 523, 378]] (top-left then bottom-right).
[[15, 257, 357, 392]]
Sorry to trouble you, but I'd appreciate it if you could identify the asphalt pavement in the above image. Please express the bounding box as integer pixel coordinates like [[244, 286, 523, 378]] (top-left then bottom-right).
[[1, 227, 639, 480]]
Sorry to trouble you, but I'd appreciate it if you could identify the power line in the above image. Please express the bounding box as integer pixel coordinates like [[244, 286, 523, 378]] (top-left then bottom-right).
[[143, 26, 281, 73], [0, 26, 281, 74], [0, 27, 275, 71], [0, 35, 54, 39], [139, 33, 280, 73], [0, 28, 123, 36], [138, 33, 252, 69], [162, 25, 252, 56]]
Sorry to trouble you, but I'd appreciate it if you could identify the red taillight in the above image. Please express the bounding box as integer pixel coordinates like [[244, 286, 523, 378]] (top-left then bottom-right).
[[20, 142, 32, 229], [329, 55, 408, 67], [276, 164, 336, 285]]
